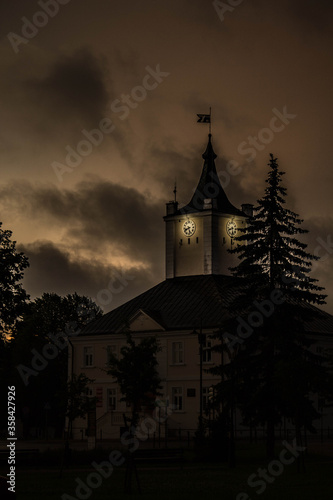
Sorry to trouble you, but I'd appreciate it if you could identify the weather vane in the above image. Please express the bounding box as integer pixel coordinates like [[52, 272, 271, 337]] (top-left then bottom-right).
[[197, 107, 212, 134]]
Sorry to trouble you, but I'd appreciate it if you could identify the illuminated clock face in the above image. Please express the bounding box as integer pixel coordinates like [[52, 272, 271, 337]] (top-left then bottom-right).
[[183, 219, 196, 237], [226, 220, 237, 238]]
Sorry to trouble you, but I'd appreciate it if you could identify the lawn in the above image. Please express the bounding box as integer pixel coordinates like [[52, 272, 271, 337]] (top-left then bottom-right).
[[7, 453, 332, 500]]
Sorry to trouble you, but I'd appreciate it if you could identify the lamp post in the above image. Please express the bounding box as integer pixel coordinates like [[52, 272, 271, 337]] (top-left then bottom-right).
[[223, 341, 237, 468], [193, 320, 205, 440], [67, 336, 74, 438], [60, 335, 74, 477], [199, 330, 204, 437]]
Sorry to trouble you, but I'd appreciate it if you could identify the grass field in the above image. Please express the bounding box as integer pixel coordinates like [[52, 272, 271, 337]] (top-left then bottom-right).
[[2, 447, 333, 499]]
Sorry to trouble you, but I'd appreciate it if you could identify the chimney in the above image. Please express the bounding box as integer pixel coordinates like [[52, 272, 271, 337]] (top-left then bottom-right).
[[166, 201, 178, 215]]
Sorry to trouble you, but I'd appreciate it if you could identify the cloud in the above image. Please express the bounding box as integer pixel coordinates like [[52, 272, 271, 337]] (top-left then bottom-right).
[[20, 240, 158, 312], [28, 48, 110, 131], [254, 0, 333, 36], [0, 176, 164, 272], [303, 216, 333, 254], [0, 0, 332, 317], [285, 0, 333, 34], [290, 215, 333, 312], [0, 45, 115, 181]]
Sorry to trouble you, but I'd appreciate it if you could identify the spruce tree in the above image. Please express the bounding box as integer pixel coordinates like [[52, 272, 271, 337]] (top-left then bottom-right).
[[218, 154, 327, 459], [230, 153, 325, 305]]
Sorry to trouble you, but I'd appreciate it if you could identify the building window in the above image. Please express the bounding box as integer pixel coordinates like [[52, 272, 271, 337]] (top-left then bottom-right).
[[85, 387, 93, 398], [107, 388, 117, 411], [172, 342, 184, 364], [188, 238, 190, 244], [107, 345, 117, 364], [172, 387, 183, 411], [196, 237, 199, 244], [83, 347, 93, 367], [202, 387, 209, 411], [202, 340, 212, 363]]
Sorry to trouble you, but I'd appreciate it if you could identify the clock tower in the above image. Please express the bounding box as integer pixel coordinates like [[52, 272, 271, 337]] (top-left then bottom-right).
[[164, 134, 253, 278]]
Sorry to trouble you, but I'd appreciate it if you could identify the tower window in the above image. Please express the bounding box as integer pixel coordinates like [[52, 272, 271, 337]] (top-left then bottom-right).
[[188, 238, 190, 245], [196, 237, 199, 244]]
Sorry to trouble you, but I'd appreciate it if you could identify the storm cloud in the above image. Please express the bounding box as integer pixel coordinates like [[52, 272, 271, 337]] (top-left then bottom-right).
[[0, 0, 332, 314], [20, 240, 158, 312], [0, 178, 164, 265]]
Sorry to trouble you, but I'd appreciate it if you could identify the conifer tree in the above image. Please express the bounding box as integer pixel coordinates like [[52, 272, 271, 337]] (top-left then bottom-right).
[[215, 154, 327, 459], [230, 153, 325, 306]]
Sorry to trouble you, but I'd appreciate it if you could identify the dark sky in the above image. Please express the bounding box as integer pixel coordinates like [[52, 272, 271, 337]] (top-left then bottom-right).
[[0, 0, 332, 313]]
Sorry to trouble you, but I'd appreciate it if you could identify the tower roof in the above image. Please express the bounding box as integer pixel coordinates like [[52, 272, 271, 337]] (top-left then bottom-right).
[[181, 134, 243, 216]]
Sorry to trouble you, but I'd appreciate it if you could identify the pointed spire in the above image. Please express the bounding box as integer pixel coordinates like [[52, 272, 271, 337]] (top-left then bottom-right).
[[202, 133, 217, 161], [181, 134, 242, 215]]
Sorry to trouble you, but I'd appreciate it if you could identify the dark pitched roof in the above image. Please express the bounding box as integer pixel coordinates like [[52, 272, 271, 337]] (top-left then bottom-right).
[[80, 275, 240, 335], [80, 274, 333, 337], [180, 134, 243, 216], [305, 306, 333, 336]]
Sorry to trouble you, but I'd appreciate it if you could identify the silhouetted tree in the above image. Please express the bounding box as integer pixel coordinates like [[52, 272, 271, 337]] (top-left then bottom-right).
[[212, 154, 328, 459], [107, 332, 162, 428], [58, 373, 95, 473], [107, 332, 162, 493], [63, 373, 96, 436], [0, 222, 29, 433], [10, 293, 102, 437], [0, 221, 29, 340]]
